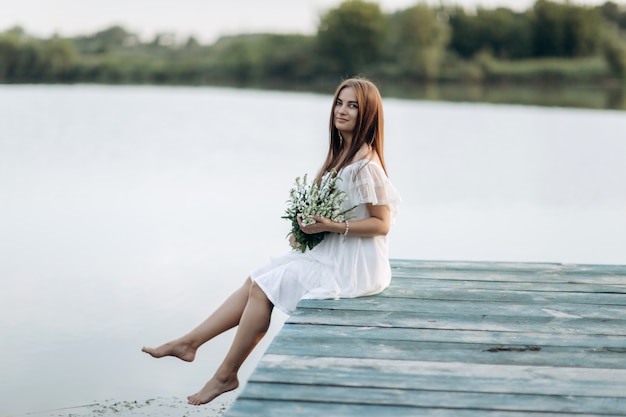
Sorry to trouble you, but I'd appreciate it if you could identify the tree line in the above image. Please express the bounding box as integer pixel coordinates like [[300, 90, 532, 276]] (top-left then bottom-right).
[[1, 0, 625, 88]]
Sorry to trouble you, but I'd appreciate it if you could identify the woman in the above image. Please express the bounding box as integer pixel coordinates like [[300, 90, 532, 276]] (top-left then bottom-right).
[[142, 77, 401, 406]]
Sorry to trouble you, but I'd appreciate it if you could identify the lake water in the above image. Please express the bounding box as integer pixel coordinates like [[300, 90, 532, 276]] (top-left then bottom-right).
[[0, 85, 625, 416]]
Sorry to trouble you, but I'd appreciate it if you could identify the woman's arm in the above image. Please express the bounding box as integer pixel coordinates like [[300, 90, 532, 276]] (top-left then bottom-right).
[[299, 203, 390, 237]]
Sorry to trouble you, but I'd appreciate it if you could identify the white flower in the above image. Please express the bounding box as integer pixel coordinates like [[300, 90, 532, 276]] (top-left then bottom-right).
[[282, 169, 354, 252]]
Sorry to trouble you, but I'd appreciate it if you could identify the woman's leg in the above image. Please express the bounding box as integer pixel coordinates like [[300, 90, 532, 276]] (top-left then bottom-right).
[[141, 278, 253, 362], [187, 281, 274, 405]]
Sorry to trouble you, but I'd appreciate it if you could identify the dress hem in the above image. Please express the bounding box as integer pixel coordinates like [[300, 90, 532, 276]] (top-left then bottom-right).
[[250, 275, 294, 316]]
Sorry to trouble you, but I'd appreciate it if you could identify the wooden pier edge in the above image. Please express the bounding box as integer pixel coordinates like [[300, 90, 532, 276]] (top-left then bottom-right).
[[224, 259, 626, 417]]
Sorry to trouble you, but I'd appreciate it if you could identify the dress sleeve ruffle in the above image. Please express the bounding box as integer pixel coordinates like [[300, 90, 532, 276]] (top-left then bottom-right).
[[347, 161, 402, 223]]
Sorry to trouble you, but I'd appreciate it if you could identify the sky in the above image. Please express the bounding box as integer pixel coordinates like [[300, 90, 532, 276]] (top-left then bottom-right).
[[0, 0, 615, 43]]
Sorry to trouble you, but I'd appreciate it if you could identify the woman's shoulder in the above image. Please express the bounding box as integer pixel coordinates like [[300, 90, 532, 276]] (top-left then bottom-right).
[[344, 149, 384, 171], [340, 160, 391, 191], [343, 157, 401, 214], [340, 159, 377, 178], [349, 158, 385, 176]]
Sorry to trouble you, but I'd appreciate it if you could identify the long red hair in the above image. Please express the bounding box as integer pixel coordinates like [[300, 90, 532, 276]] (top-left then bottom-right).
[[316, 77, 387, 182]]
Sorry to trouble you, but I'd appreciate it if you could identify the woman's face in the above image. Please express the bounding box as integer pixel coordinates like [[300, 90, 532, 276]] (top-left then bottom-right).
[[334, 87, 358, 136]]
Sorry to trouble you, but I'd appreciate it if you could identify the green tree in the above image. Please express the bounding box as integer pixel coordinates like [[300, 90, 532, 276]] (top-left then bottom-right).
[[532, 0, 566, 56], [564, 5, 603, 56], [447, 7, 481, 59], [604, 27, 626, 79], [532, 0, 603, 57], [0, 28, 22, 81], [477, 7, 533, 59], [598, 1, 626, 30], [206, 35, 259, 83], [74, 25, 138, 54], [40, 36, 78, 81], [185, 36, 200, 49], [317, 0, 388, 76], [0, 28, 51, 82], [255, 34, 316, 82], [448, 6, 533, 59], [389, 4, 450, 80]]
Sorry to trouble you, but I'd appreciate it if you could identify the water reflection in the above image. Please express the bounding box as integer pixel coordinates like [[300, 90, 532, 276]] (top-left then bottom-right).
[[384, 83, 626, 110]]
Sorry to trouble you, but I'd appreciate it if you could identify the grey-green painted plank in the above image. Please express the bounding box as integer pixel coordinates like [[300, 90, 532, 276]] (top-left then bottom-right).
[[297, 297, 626, 320], [225, 399, 620, 417], [385, 278, 626, 294], [389, 263, 626, 286], [275, 323, 626, 349], [267, 334, 626, 368], [251, 354, 626, 398], [287, 308, 625, 335], [389, 259, 567, 273], [377, 285, 626, 306], [239, 382, 626, 414], [390, 269, 626, 285], [390, 259, 626, 275]]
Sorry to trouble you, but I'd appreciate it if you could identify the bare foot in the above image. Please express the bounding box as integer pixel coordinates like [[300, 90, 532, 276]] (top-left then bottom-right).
[[187, 374, 239, 405], [141, 339, 196, 362]]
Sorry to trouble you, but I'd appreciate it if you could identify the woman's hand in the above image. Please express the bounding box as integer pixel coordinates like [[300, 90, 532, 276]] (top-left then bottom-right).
[[288, 233, 301, 249], [297, 203, 391, 238], [298, 215, 339, 235]]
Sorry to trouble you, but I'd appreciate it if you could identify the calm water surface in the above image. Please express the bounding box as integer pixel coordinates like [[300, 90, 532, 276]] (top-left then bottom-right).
[[0, 85, 625, 416]]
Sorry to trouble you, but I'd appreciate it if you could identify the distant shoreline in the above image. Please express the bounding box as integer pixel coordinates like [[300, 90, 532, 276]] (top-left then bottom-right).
[[1, 80, 623, 111]]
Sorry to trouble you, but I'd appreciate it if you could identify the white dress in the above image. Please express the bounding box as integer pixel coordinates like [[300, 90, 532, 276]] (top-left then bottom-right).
[[250, 160, 401, 315]]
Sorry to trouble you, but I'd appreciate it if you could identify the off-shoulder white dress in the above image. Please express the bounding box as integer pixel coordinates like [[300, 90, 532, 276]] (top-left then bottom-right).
[[250, 160, 401, 315]]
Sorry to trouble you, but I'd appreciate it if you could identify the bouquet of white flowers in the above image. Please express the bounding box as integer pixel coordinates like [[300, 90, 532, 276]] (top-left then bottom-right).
[[282, 169, 354, 252]]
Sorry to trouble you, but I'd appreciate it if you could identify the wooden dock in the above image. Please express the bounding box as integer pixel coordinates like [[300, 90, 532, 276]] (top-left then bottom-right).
[[225, 259, 626, 416]]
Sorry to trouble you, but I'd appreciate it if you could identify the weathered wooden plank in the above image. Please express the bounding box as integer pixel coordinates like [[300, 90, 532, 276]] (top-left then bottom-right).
[[297, 297, 626, 320], [389, 262, 626, 288], [251, 354, 626, 398], [384, 278, 626, 294], [390, 259, 626, 276], [275, 323, 626, 348], [390, 268, 626, 285], [287, 308, 625, 335], [239, 382, 626, 414], [390, 259, 566, 273], [226, 399, 620, 417], [377, 285, 626, 306], [267, 332, 626, 368], [274, 323, 626, 356]]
